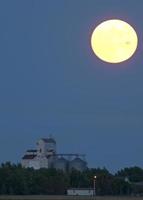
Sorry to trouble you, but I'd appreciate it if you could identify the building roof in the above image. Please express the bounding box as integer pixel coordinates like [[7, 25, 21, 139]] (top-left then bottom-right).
[[41, 138, 56, 144], [67, 188, 94, 190], [71, 157, 86, 163], [22, 155, 36, 160]]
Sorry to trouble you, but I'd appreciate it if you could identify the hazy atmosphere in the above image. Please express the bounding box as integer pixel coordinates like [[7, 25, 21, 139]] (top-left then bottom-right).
[[0, 0, 143, 172]]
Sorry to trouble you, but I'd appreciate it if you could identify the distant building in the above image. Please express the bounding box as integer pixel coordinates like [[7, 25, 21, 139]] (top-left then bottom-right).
[[21, 137, 87, 171], [67, 188, 94, 196]]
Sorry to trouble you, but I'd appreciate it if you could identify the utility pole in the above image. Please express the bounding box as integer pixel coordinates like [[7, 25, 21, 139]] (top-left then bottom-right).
[[93, 175, 97, 200]]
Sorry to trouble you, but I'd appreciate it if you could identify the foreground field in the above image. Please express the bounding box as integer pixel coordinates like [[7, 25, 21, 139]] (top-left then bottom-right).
[[0, 196, 142, 200]]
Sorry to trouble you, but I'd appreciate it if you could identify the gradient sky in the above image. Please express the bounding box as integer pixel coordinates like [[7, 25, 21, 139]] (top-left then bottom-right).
[[0, 0, 143, 172]]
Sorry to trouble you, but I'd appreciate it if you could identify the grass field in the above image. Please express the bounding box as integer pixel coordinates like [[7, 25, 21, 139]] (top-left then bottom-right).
[[0, 196, 142, 200]]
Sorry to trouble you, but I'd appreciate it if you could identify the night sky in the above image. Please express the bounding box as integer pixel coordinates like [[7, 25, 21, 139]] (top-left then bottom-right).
[[0, 0, 143, 172]]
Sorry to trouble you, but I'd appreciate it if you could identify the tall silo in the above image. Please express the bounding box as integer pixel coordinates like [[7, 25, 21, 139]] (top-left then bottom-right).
[[53, 157, 68, 172], [69, 157, 87, 172]]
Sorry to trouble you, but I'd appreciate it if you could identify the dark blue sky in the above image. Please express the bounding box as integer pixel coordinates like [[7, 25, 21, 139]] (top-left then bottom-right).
[[0, 0, 143, 172]]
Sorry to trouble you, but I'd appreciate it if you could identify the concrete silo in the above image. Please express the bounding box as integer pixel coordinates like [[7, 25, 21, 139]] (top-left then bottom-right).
[[53, 157, 68, 172], [69, 157, 87, 172]]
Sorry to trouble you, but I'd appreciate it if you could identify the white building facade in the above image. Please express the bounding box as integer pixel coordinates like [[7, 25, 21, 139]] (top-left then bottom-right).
[[67, 188, 94, 196], [21, 137, 56, 169]]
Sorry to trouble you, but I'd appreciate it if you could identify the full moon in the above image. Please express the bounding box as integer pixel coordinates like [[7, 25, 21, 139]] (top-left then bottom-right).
[[91, 19, 138, 63]]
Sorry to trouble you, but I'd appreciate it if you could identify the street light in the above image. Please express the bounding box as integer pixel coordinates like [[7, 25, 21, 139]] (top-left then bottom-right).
[[93, 175, 97, 198]]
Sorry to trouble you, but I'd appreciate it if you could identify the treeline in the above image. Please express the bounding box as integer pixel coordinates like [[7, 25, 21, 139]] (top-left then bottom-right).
[[0, 162, 143, 195]]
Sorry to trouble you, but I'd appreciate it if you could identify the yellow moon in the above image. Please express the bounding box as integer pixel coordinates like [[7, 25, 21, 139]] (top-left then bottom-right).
[[91, 19, 138, 63]]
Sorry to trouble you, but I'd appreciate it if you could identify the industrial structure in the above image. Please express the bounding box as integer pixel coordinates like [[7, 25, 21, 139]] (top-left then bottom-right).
[[21, 137, 87, 171]]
